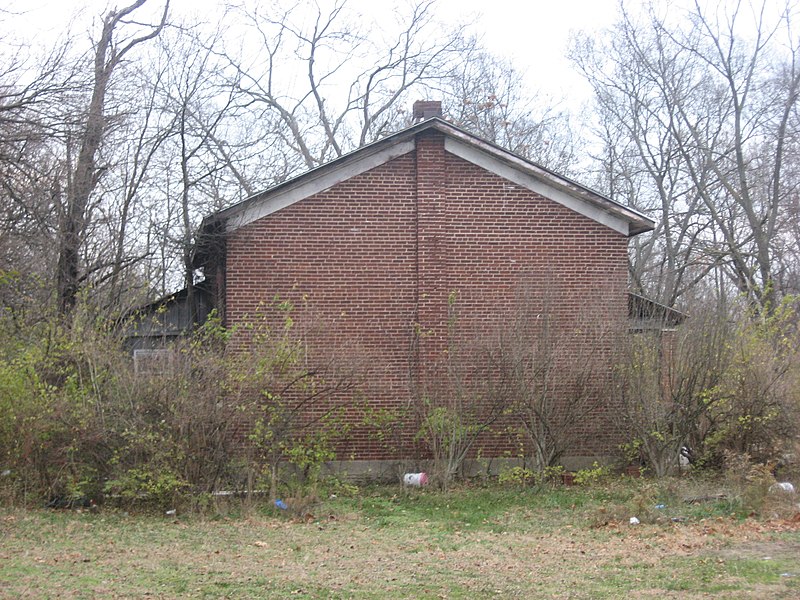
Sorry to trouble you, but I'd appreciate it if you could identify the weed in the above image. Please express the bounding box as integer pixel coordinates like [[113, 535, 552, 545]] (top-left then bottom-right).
[[575, 461, 612, 486]]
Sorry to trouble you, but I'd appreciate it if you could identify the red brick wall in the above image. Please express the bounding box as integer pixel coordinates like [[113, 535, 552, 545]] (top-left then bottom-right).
[[224, 132, 629, 461], [440, 151, 628, 456]]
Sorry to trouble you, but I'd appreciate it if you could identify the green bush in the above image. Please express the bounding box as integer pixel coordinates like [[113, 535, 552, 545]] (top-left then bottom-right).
[[574, 462, 611, 486], [104, 467, 188, 510], [0, 299, 363, 510], [498, 465, 534, 487]]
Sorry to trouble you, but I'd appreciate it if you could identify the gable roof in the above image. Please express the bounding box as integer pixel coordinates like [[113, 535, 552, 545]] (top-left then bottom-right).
[[199, 117, 654, 238]]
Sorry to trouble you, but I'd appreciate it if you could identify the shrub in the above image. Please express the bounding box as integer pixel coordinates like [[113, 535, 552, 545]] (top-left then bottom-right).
[[699, 299, 800, 466], [239, 300, 365, 501], [412, 292, 516, 490], [0, 298, 365, 510], [614, 302, 730, 476], [615, 297, 800, 477], [103, 467, 188, 510], [574, 462, 611, 486], [498, 465, 534, 487]]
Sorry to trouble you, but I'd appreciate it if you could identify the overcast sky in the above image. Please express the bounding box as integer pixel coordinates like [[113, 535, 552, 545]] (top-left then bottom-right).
[[6, 0, 622, 109], [438, 0, 620, 100]]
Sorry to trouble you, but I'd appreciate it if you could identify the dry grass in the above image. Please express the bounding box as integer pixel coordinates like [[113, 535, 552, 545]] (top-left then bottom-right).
[[1, 480, 799, 598]]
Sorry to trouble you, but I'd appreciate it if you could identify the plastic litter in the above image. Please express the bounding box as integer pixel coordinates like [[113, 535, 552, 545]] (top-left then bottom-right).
[[165, 509, 176, 516], [629, 517, 640, 525], [403, 472, 429, 487], [274, 499, 288, 510], [655, 504, 666, 509], [770, 482, 796, 494]]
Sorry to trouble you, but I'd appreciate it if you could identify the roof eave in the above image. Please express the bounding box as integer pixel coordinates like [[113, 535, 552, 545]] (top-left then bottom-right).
[[429, 120, 655, 237], [200, 117, 655, 237], [201, 120, 437, 231]]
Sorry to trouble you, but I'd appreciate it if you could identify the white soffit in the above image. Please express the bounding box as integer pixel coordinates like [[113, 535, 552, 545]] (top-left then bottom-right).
[[444, 137, 631, 236], [225, 140, 416, 232]]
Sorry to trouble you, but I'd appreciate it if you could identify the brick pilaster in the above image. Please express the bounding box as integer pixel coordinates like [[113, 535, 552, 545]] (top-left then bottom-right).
[[414, 130, 449, 386]]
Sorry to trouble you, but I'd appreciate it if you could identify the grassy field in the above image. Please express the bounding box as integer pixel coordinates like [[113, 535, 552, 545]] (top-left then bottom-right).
[[1, 479, 799, 599]]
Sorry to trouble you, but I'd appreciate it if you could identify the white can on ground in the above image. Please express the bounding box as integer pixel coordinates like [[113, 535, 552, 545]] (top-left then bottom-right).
[[403, 472, 429, 487]]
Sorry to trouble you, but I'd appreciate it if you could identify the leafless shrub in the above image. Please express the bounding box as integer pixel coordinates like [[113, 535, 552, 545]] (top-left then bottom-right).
[[613, 303, 730, 477], [411, 293, 517, 490], [492, 302, 614, 473], [413, 290, 619, 488]]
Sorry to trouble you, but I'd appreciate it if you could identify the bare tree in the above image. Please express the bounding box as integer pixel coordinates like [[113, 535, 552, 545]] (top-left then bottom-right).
[[55, 0, 169, 316], [0, 23, 84, 324], [104, 59, 175, 312], [573, 1, 800, 312], [443, 49, 578, 175], [222, 0, 470, 172], [572, 45, 718, 307]]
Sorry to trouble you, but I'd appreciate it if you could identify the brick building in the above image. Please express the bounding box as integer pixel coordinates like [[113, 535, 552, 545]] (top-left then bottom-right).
[[193, 103, 655, 475]]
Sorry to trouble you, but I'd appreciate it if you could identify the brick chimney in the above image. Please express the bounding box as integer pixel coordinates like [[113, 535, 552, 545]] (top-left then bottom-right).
[[412, 100, 442, 122]]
